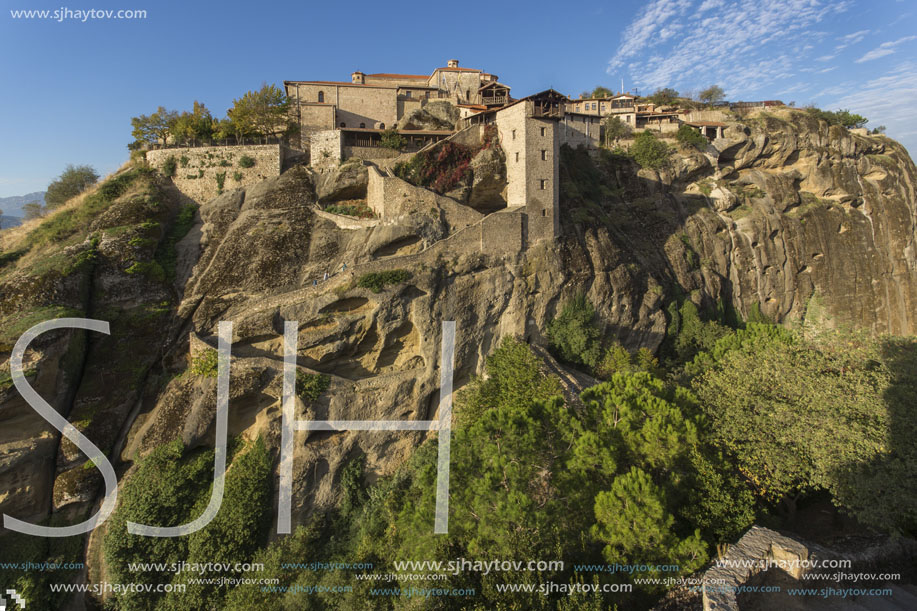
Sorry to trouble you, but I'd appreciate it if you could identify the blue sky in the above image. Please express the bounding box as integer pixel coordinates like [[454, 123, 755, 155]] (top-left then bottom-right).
[[1, 0, 915, 199]]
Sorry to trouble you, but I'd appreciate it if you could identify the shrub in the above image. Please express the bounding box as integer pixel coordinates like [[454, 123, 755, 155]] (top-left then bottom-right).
[[393, 142, 473, 193], [676, 124, 707, 150], [324, 202, 374, 218], [238, 155, 255, 168], [647, 87, 679, 106], [296, 371, 330, 402], [356, 269, 411, 293], [179, 155, 190, 168], [161, 155, 177, 178], [379, 128, 406, 150], [630, 131, 671, 169], [45, 164, 99, 209], [124, 260, 166, 283], [602, 116, 631, 145], [698, 85, 725, 105], [215, 172, 226, 194], [547, 294, 602, 369], [804, 107, 868, 129], [232, 171, 243, 182], [190, 348, 219, 377]]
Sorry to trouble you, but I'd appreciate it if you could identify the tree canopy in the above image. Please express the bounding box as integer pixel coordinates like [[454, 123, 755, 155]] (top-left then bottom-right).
[[602, 116, 631, 145], [630, 130, 672, 169], [45, 164, 99, 209], [698, 85, 725, 104], [227, 83, 295, 141], [805, 107, 869, 129], [648, 87, 679, 106], [128, 84, 297, 150], [22, 201, 44, 220], [131, 106, 179, 148]]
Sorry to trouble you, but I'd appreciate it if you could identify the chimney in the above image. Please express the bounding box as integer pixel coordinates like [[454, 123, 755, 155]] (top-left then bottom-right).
[[351, 71, 365, 84], [447, 59, 459, 68]]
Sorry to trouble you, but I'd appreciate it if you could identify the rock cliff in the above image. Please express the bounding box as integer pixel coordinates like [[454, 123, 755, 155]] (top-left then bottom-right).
[[0, 107, 915, 584]]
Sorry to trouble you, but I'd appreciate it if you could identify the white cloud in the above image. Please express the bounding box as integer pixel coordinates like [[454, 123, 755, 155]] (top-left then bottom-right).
[[835, 28, 871, 49], [855, 35, 917, 63], [827, 61, 917, 154], [607, 0, 693, 72], [606, 0, 853, 92], [698, 0, 725, 12]]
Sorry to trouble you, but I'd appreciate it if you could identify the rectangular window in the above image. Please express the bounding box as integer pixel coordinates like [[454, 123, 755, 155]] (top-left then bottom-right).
[[541, 149, 547, 160], [405, 90, 412, 98], [512, 129, 516, 140], [540, 127, 546, 136], [539, 179, 547, 190], [515, 152, 519, 162]]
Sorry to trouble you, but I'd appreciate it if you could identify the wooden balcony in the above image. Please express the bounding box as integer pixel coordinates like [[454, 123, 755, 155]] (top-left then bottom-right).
[[482, 94, 508, 106], [531, 104, 564, 118]]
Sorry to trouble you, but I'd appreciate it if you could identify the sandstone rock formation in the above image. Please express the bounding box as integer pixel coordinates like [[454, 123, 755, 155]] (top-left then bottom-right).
[[396, 100, 460, 132], [1, 109, 916, 594]]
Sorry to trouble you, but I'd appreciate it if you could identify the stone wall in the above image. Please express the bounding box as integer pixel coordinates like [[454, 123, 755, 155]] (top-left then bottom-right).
[[343, 146, 402, 162], [559, 113, 602, 149], [495, 102, 529, 209], [682, 109, 731, 123], [366, 166, 481, 231], [640, 122, 680, 134], [290, 82, 398, 130], [146, 144, 283, 204], [494, 101, 559, 244], [311, 130, 343, 168], [299, 104, 336, 132], [480, 209, 524, 256]]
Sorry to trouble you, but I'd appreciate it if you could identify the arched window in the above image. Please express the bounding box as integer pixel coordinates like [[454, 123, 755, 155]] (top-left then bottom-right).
[[359, 122, 366, 128], [379, 123, 385, 129], [318, 91, 324, 103], [340, 122, 346, 128], [466, 89, 471, 100]]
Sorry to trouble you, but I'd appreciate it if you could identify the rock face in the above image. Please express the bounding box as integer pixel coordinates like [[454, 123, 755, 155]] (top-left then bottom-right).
[[635, 109, 917, 337], [1, 109, 916, 581], [314, 159, 369, 203], [396, 101, 459, 131]]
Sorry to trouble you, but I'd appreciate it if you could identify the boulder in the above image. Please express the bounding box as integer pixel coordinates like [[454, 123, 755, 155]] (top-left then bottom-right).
[[315, 160, 368, 203], [397, 101, 459, 131]]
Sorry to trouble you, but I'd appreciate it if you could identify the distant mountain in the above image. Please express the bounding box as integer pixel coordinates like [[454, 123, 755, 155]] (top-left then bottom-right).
[[1, 215, 22, 229], [0, 191, 45, 218]]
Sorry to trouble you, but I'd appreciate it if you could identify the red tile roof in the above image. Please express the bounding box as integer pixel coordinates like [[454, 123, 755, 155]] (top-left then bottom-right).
[[368, 73, 429, 79], [284, 80, 398, 89]]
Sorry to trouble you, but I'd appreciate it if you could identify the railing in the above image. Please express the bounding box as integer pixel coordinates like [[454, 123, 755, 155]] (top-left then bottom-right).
[[532, 106, 563, 118], [482, 95, 508, 105], [148, 137, 287, 150]]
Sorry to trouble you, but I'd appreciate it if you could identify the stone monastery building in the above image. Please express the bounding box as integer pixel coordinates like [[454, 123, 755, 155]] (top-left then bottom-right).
[[281, 59, 730, 249]]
